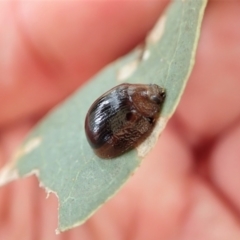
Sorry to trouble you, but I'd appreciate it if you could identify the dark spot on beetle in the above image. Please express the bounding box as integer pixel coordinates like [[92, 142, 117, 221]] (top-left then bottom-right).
[[85, 83, 166, 159], [126, 112, 133, 121]]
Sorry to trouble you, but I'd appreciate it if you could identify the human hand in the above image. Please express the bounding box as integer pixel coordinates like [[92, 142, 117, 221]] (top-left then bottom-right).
[[0, 1, 240, 239]]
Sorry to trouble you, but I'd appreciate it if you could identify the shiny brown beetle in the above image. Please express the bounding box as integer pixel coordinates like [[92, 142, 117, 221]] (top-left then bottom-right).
[[85, 83, 166, 159]]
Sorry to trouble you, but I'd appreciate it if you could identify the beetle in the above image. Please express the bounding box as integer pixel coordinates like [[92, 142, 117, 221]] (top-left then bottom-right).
[[85, 83, 166, 159]]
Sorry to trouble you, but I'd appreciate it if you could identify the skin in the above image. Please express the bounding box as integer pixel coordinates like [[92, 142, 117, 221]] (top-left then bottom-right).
[[0, 0, 240, 239]]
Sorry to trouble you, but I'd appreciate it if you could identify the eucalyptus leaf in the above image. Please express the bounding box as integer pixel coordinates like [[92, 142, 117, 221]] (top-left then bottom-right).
[[0, 0, 207, 232]]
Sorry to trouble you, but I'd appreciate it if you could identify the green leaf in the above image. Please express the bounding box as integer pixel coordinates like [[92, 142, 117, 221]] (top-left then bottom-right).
[[0, 0, 207, 233]]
